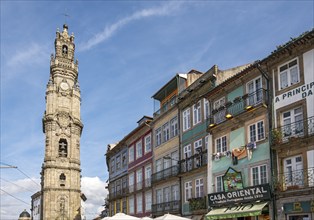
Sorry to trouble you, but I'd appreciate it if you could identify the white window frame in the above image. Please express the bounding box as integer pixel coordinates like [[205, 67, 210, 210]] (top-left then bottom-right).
[[251, 164, 268, 186], [145, 164, 151, 187], [194, 139, 202, 153], [215, 175, 223, 192], [129, 172, 134, 193], [215, 135, 227, 153], [163, 122, 170, 142], [185, 181, 192, 202], [155, 127, 162, 147], [205, 135, 209, 150], [129, 146, 134, 163], [129, 196, 134, 214], [282, 106, 304, 138], [156, 189, 162, 204], [170, 116, 178, 138], [195, 178, 204, 198], [144, 134, 151, 153], [193, 101, 201, 125], [246, 76, 262, 105], [136, 140, 142, 159], [172, 184, 180, 201], [278, 58, 300, 90], [145, 191, 152, 211], [183, 108, 191, 131], [136, 168, 142, 190], [248, 120, 265, 143], [204, 98, 210, 120], [136, 193, 142, 214]]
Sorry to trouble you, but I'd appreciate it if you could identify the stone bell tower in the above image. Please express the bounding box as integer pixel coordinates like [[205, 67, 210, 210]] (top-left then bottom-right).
[[41, 24, 83, 220]]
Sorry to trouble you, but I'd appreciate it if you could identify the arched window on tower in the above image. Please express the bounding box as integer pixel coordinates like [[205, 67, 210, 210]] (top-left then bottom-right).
[[60, 173, 66, 187], [59, 139, 68, 157], [62, 45, 68, 55]]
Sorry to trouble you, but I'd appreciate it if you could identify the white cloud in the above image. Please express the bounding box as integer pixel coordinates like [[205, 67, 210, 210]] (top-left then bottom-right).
[[81, 176, 108, 219], [7, 43, 48, 67], [79, 2, 183, 51]]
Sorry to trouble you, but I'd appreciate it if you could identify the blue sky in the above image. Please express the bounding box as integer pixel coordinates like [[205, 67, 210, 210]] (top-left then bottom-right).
[[1, 1, 313, 219]]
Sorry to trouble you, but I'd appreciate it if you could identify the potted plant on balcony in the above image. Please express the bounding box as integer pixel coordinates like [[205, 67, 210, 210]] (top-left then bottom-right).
[[272, 129, 282, 145]]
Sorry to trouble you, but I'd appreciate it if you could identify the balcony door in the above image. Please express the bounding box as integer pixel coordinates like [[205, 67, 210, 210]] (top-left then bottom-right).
[[284, 155, 304, 188], [282, 107, 304, 139], [247, 77, 262, 106]]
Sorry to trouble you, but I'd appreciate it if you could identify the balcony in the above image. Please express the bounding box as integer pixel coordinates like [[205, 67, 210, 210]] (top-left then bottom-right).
[[108, 187, 129, 200], [272, 116, 314, 145], [152, 200, 180, 216], [179, 150, 208, 174], [208, 89, 267, 128], [275, 167, 314, 192], [153, 96, 178, 118], [151, 165, 179, 184]]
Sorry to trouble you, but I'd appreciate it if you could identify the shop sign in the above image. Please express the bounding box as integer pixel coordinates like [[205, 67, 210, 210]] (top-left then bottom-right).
[[283, 200, 314, 213], [208, 184, 271, 207], [222, 167, 243, 192]]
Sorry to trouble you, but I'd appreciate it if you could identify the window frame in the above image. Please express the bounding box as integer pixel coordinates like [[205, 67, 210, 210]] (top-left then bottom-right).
[[183, 108, 191, 132], [251, 164, 268, 186], [136, 140, 142, 159], [278, 58, 300, 90], [215, 135, 227, 153], [204, 98, 210, 120], [185, 181, 192, 202], [170, 116, 178, 138], [155, 127, 162, 147], [129, 146, 134, 163], [248, 120, 265, 143], [144, 134, 151, 154], [162, 122, 170, 143], [193, 101, 202, 125], [195, 178, 204, 198]]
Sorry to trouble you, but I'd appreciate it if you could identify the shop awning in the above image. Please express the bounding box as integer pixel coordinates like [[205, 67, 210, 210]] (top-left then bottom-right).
[[206, 202, 268, 220]]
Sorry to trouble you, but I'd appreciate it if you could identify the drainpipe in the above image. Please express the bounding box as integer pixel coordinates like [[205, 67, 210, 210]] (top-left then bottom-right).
[[256, 61, 277, 220]]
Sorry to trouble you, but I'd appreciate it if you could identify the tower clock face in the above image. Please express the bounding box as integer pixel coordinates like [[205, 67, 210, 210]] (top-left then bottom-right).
[[60, 82, 69, 90]]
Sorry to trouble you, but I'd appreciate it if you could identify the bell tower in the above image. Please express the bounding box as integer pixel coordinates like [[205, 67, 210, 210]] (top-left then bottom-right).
[[41, 24, 83, 220]]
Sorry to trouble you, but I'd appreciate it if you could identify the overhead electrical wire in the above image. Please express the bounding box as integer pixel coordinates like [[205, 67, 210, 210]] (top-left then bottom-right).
[[0, 188, 30, 206]]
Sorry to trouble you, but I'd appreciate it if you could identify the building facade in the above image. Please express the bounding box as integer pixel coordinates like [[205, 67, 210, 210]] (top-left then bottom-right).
[[265, 30, 314, 220], [39, 24, 83, 220]]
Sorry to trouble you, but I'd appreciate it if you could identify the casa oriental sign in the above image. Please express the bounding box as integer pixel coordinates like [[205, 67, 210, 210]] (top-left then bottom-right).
[[208, 184, 271, 207]]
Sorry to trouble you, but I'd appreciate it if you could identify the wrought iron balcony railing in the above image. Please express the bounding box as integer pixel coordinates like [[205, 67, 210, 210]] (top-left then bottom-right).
[[152, 200, 180, 215], [151, 165, 179, 184], [275, 167, 314, 192], [108, 187, 129, 200], [272, 116, 314, 144], [208, 89, 267, 127], [179, 150, 208, 173]]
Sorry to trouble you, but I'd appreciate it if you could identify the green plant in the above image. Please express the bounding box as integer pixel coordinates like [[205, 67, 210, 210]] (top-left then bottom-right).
[[189, 197, 207, 211], [272, 129, 282, 144]]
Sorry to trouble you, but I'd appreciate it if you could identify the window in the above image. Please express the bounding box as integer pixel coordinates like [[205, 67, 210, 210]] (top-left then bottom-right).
[[111, 159, 115, 173], [129, 146, 134, 163], [144, 134, 151, 153], [249, 120, 265, 142], [116, 155, 121, 170], [172, 184, 180, 201], [284, 155, 303, 187], [183, 108, 191, 131], [163, 122, 170, 142], [155, 127, 162, 147], [193, 101, 201, 125], [194, 139, 203, 167], [122, 152, 127, 167], [58, 139, 68, 157], [247, 77, 262, 105], [136, 169, 142, 190], [122, 199, 127, 213], [129, 173, 134, 193], [136, 140, 142, 159], [145, 165, 151, 187], [215, 136, 227, 153], [216, 176, 223, 192], [156, 189, 162, 204], [170, 117, 178, 138], [183, 144, 192, 171], [145, 191, 152, 211], [195, 178, 204, 198], [251, 164, 268, 185], [136, 193, 142, 213], [163, 187, 170, 203], [204, 99, 210, 120], [156, 159, 162, 172], [185, 181, 192, 202], [194, 139, 202, 153], [279, 59, 299, 90], [129, 196, 134, 214], [116, 200, 121, 213], [213, 97, 226, 123], [282, 107, 304, 138]]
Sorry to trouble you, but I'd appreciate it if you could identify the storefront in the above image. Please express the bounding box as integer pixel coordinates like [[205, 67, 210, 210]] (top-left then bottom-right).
[[206, 168, 271, 220], [278, 200, 314, 220]]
